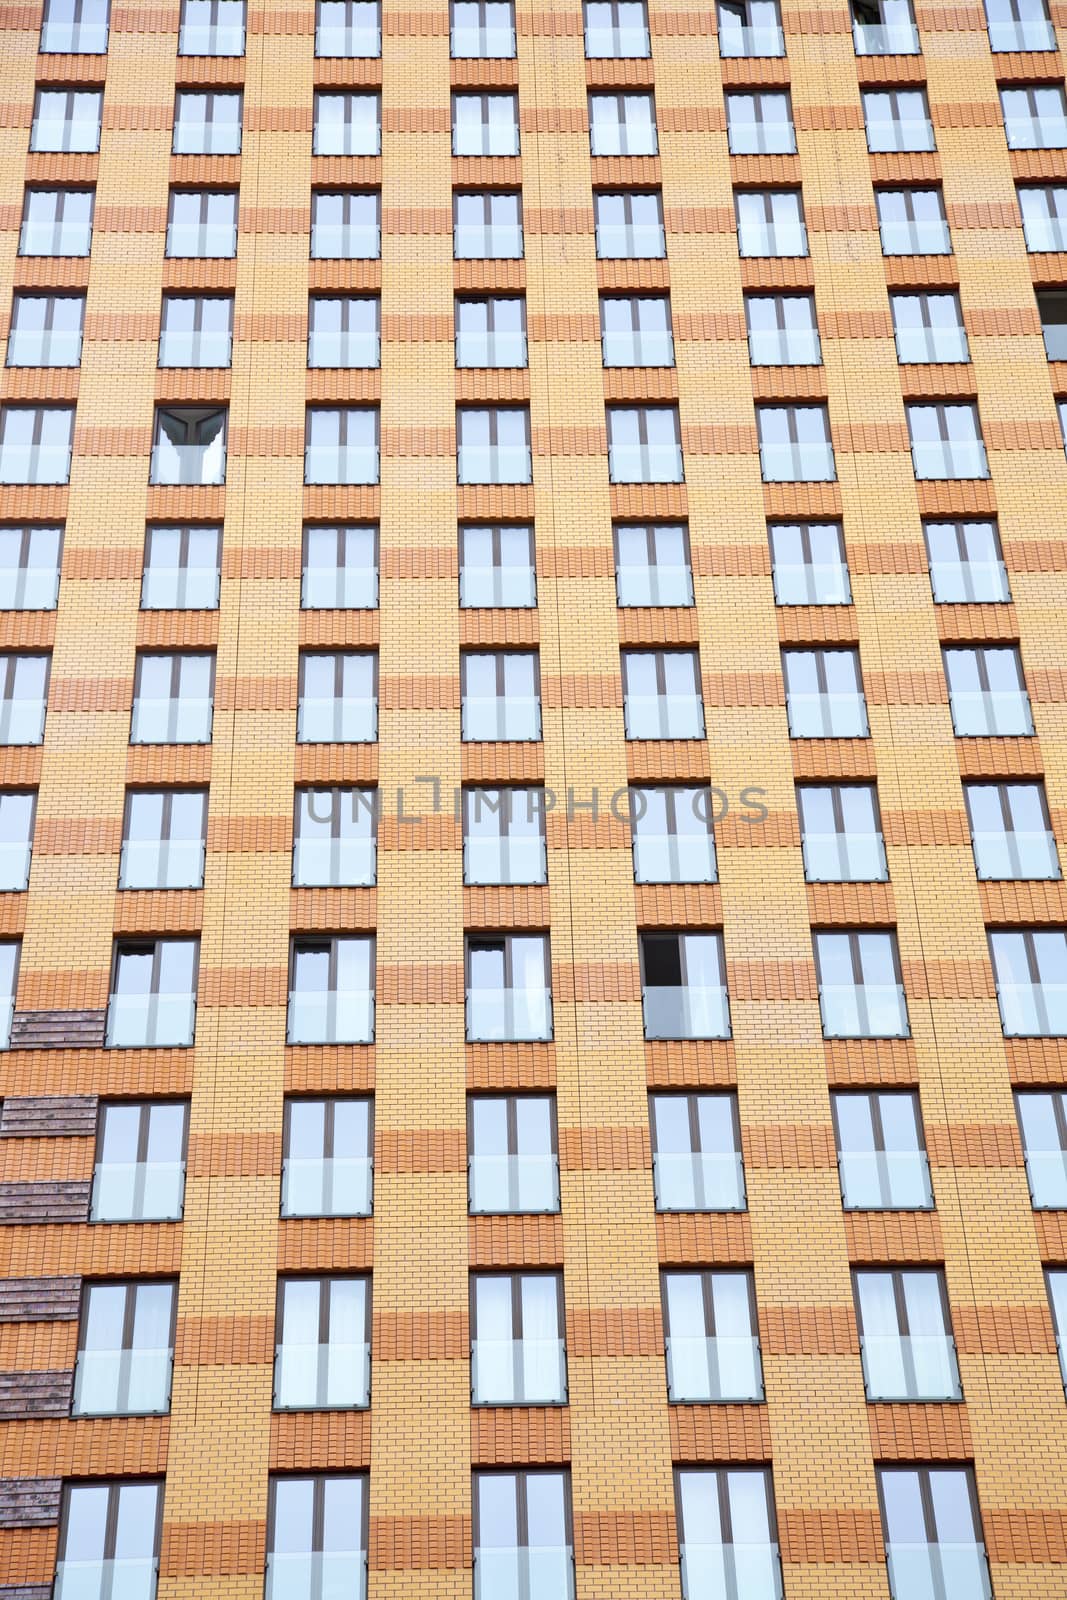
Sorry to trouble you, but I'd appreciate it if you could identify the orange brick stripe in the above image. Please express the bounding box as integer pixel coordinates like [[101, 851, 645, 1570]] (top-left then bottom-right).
[[777, 1508, 884, 1563], [670, 1404, 772, 1462], [566, 1306, 661, 1357], [376, 1129, 465, 1172], [844, 1212, 945, 1263], [186, 1131, 280, 1178], [953, 1305, 1057, 1356], [160, 1521, 265, 1579], [985, 1509, 1067, 1563], [368, 1515, 469, 1572], [925, 1124, 1023, 1167], [758, 1305, 857, 1356], [373, 1309, 467, 1359], [469, 1214, 564, 1268], [269, 1410, 370, 1472], [795, 105, 865, 132], [870, 1404, 973, 1460], [175, 1316, 274, 1365], [471, 1406, 570, 1465], [573, 1510, 675, 1565], [558, 1126, 650, 1170], [743, 1124, 837, 1168]]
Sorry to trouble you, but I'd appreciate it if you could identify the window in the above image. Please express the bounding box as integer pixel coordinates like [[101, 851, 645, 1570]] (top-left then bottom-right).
[[282, 1097, 373, 1217], [716, 0, 785, 56], [141, 525, 221, 609], [461, 651, 541, 741], [1019, 184, 1067, 250], [316, 0, 380, 54], [876, 187, 951, 254], [451, 0, 516, 55], [293, 788, 378, 886], [31, 88, 102, 152], [783, 647, 868, 738], [0, 654, 50, 745], [454, 191, 523, 258], [54, 1483, 163, 1600], [463, 788, 547, 885], [468, 1094, 559, 1213], [622, 649, 704, 739], [924, 519, 1009, 603], [151, 406, 227, 485], [725, 89, 795, 154], [831, 1090, 933, 1209], [274, 1277, 370, 1409], [158, 296, 233, 367], [172, 89, 242, 153], [736, 189, 808, 256], [474, 1472, 573, 1600], [890, 291, 969, 363], [308, 297, 380, 368], [456, 297, 528, 367], [0, 525, 62, 610], [1016, 1090, 1067, 1205], [906, 402, 988, 479], [0, 941, 17, 1049], [457, 407, 531, 483], [639, 931, 731, 1040], [267, 1477, 367, 1600], [91, 1101, 188, 1222], [302, 525, 379, 608], [73, 1281, 176, 1415], [986, 0, 1055, 46], [311, 191, 381, 259], [120, 790, 208, 889], [650, 1092, 745, 1211], [466, 934, 552, 1042], [585, 0, 649, 54], [297, 652, 378, 743], [594, 190, 665, 258], [990, 928, 1067, 1035], [131, 653, 214, 745], [0, 406, 74, 484], [855, 1269, 961, 1400], [1001, 84, 1067, 149], [630, 786, 717, 884], [798, 784, 888, 881], [107, 938, 198, 1048], [166, 190, 238, 257], [471, 1273, 567, 1404], [878, 1467, 991, 1600], [965, 782, 1061, 880], [453, 91, 520, 155], [862, 88, 934, 152], [304, 407, 380, 484], [614, 523, 693, 606], [20, 188, 94, 256], [0, 792, 35, 891], [7, 293, 84, 367], [1037, 289, 1067, 359], [41, 0, 110, 52], [313, 91, 380, 155], [288, 935, 376, 1045], [589, 90, 658, 155], [179, 0, 245, 52], [852, 0, 919, 51], [769, 521, 850, 604], [943, 644, 1033, 736], [813, 929, 910, 1038], [1047, 1270, 1067, 1388], [459, 525, 536, 607], [662, 1270, 763, 1402], [600, 296, 674, 366], [757, 403, 835, 481], [746, 293, 821, 365], [607, 405, 683, 482], [675, 1468, 783, 1600]]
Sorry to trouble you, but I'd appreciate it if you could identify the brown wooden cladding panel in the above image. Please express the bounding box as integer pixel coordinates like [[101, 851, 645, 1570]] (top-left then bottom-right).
[[0, 1100, 98, 1138], [0, 1481, 61, 1529], [0, 1370, 73, 1421], [0, 1281, 80, 1323], [7, 1013, 107, 1051], [0, 1184, 91, 1226]]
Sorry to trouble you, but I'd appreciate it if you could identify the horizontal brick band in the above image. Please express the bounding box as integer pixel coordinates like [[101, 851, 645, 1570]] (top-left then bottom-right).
[[870, 1403, 972, 1460], [471, 1406, 570, 1465]]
